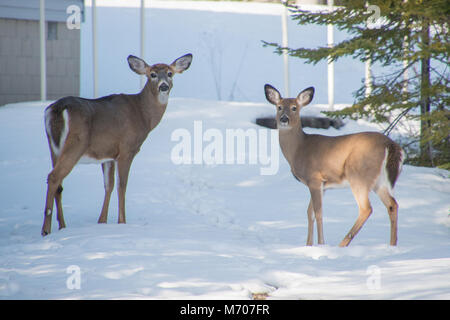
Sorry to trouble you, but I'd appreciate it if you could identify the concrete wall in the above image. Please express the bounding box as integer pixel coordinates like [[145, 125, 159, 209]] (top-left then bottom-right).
[[0, 18, 80, 106]]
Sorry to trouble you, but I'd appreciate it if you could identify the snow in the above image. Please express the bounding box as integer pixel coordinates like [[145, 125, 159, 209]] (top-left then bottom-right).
[[0, 98, 449, 299], [0, 0, 449, 300]]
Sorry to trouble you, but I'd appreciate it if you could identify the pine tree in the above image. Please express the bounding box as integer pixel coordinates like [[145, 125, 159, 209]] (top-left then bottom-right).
[[265, 0, 449, 167]]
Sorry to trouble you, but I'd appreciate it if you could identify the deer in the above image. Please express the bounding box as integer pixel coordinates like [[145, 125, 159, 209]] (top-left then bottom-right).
[[264, 84, 404, 247], [41, 53, 193, 236]]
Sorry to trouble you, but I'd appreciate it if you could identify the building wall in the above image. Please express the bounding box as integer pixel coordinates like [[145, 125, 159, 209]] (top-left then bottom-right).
[[0, 0, 83, 106], [0, 18, 80, 106], [0, 0, 85, 22]]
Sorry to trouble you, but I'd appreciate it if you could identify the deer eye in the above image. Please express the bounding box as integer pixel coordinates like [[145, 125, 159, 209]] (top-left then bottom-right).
[[150, 73, 157, 79], [278, 106, 282, 111], [167, 71, 173, 78], [292, 106, 297, 111]]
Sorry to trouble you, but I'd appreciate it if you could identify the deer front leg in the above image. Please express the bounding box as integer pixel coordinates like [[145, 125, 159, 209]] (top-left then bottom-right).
[[309, 184, 324, 245], [98, 161, 115, 223], [306, 199, 314, 246], [116, 156, 133, 224]]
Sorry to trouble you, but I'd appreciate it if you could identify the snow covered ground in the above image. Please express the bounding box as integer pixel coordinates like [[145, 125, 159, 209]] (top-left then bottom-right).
[[0, 98, 449, 299]]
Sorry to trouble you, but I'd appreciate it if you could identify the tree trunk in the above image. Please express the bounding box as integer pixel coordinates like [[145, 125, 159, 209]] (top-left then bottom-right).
[[420, 19, 433, 166]]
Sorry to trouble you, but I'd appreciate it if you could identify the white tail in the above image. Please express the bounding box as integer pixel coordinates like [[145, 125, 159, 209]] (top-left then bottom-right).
[[41, 53, 193, 236], [264, 84, 404, 246]]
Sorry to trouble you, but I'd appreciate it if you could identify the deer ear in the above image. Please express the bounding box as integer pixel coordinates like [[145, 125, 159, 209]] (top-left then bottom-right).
[[127, 55, 148, 75], [171, 53, 193, 73], [297, 87, 314, 106], [264, 84, 282, 105]]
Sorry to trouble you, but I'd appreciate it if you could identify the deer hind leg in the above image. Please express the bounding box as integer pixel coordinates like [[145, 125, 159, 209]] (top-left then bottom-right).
[[339, 184, 372, 247], [42, 136, 86, 236], [306, 199, 315, 246], [376, 187, 398, 246], [98, 161, 115, 224], [55, 185, 65, 229], [50, 150, 66, 230]]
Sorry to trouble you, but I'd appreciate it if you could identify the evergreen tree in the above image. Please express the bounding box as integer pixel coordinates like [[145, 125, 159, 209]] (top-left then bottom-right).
[[265, 0, 449, 167]]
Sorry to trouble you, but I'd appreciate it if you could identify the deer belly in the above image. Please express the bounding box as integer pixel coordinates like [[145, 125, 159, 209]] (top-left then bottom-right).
[[78, 155, 114, 165], [324, 180, 350, 190]]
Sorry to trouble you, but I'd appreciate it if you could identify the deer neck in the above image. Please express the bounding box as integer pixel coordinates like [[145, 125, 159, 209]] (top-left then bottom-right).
[[278, 124, 306, 167], [138, 81, 169, 132]]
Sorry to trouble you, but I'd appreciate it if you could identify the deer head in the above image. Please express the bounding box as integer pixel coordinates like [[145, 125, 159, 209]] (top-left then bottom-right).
[[264, 84, 315, 129], [127, 53, 193, 104]]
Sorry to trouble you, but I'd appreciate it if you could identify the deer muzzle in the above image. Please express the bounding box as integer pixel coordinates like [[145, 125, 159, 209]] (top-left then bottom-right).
[[159, 82, 169, 92], [279, 115, 289, 127]]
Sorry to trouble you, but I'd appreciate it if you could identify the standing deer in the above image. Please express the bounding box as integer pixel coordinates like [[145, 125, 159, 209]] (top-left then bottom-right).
[[42, 53, 193, 236], [264, 84, 404, 246]]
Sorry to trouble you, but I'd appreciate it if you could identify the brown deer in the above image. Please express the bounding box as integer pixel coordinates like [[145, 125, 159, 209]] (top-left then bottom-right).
[[264, 84, 404, 246], [42, 53, 193, 236]]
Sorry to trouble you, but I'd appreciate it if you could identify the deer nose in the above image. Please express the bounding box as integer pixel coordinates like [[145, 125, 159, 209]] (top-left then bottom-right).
[[159, 83, 169, 92], [280, 115, 289, 123]]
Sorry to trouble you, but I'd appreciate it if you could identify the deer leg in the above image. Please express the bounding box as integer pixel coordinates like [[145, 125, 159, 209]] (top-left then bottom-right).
[[309, 185, 324, 245], [43, 166, 75, 236], [116, 156, 133, 224], [376, 188, 398, 246], [306, 199, 315, 246], [339, 186, 372, 247], [98, 161, 115, 224], [55, 185, 65, 229], [42, 138, 86, 236], [50, 150, 65, 230]]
